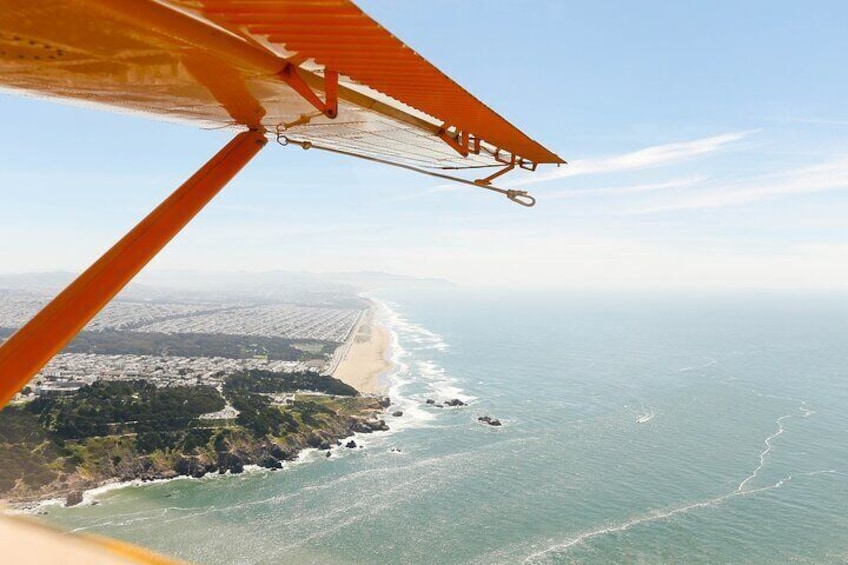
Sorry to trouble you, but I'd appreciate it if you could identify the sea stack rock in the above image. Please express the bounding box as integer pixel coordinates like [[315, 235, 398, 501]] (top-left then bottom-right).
[[65, 491, 83, 507], [345, 440, 357, 449], [478, 416, 502, 427], [444, 399, 467, 407]]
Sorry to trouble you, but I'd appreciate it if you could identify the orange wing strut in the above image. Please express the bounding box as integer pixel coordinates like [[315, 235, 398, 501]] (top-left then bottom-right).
[[0, 129, 267, 406]]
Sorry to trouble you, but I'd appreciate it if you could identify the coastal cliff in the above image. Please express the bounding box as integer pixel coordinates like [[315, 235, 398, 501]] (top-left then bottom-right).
[[0, 370, 389, 505]]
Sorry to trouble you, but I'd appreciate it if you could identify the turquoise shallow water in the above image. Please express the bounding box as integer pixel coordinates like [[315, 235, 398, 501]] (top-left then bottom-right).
[[42, 291, 848, 564]]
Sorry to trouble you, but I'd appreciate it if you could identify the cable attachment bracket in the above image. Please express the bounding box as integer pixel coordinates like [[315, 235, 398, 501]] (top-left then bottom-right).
[[275, 133, 313, 150], [277, 64, 338, 119], [274, 134, 536, 208], [475, 161, 516, 187]]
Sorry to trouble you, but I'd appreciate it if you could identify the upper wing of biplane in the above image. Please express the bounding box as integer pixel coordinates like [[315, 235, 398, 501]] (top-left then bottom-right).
[[0, 0, 562, 197]]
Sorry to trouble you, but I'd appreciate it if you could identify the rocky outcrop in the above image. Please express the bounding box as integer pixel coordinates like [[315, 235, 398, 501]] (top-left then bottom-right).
[[392, 410, 403, 417], [175, 458, 203, 478], [350, 418, 389, 433], [3, 397, 393, 504], [478, 416, 502, 427], [258, 455, 282, 470], [269, 444, 295, 461], [65, 491, 83, 507]]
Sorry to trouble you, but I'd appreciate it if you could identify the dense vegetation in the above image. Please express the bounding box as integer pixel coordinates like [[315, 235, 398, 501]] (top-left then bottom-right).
[[224, 370, 358, 397], [28, 381, 224, 440], [222, 370, 355, 436], [0, 370, 375, 500]]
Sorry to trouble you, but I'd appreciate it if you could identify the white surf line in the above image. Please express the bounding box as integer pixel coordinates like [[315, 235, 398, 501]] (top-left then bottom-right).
[[737, 402, 813, 492], [523, 468, 847, 563], [523, 401, 821, 562], [522, 476, 795, 563], [736, 413, 791, 492]]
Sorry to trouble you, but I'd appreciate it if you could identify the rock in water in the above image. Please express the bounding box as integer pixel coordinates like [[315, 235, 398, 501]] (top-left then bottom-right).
[[392, 410, 404, 417], [65, 491, 83, 507], [425, 399, 436, 405], [478, 415, 502, 426], [444, 399, 467, 407], [345, 440, 357, 449]]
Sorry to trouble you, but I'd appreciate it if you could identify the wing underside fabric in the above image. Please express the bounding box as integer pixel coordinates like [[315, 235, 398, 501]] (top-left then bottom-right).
[[0, 0, 561, 171]]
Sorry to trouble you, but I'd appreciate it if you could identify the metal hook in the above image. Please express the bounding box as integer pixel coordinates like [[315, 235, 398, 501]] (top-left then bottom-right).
[[507, 190, 536, 208]]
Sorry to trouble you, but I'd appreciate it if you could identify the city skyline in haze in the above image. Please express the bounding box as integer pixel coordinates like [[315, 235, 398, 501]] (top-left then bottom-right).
[[2, 1, 847, 290]]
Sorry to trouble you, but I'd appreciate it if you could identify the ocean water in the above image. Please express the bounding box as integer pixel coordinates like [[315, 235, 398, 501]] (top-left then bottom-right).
[[41, 290, 848, 564]]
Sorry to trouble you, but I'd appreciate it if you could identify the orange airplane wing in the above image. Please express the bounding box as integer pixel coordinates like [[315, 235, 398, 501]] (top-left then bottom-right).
[[0, 0, 562, 173]]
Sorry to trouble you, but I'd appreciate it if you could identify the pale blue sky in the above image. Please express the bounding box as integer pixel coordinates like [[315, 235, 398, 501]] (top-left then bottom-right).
[[2, 1, 848, 289]]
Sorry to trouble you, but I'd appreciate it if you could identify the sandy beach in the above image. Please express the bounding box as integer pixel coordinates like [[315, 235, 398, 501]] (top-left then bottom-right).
[[332, 307, 392, 394]]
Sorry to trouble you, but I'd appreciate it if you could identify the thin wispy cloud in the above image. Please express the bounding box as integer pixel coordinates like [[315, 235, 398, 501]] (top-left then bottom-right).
[[513, 131, 754, 187], [628, 156, 848, 213], [545, 175, 706, 199]]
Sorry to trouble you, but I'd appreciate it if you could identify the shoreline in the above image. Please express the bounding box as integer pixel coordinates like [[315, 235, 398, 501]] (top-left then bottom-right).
[[2, 302, 398, 512], [331, 302, 394, 395], [4, 408, 389, 512]]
